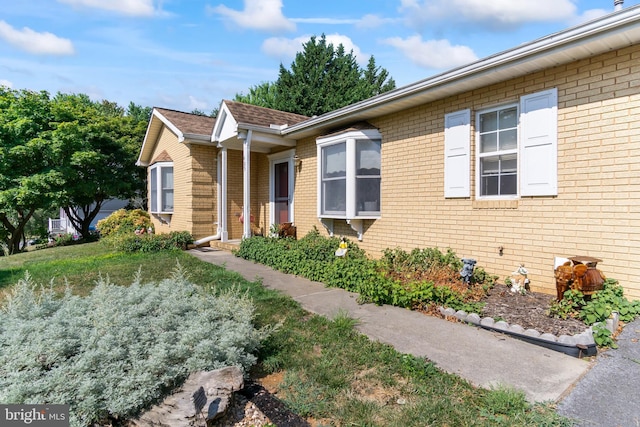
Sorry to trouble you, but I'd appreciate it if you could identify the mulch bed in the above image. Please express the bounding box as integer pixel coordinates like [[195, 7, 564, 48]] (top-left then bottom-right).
[[479, 284, 587, 336]]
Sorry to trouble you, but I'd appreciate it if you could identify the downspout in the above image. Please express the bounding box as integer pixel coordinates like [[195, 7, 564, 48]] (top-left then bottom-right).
[[193, 149, 226, 246]]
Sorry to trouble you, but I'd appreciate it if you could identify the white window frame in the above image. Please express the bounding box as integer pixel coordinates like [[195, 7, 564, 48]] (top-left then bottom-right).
[[267, 149, 295, 227], [473, 88, 558, 199], [475, 103, 519, 199], [317, 129, 382, 220], [149, 161, 174, 214]]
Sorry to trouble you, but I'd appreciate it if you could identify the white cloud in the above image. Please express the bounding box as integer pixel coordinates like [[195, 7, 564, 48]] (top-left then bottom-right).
[[568, 8, 609, 26], [188, 95, 208, 111], [57, 0, 159, 17], [262, 34, 368, 65], [0, 21, 75, 56], [383, 35, 478, 70], [356, 14, 395, 29], [400, 0, 577, 30], [0, 79, 13, 88], [210, 0, 295, 33]]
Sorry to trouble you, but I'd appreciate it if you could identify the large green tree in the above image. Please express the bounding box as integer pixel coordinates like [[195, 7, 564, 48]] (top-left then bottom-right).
[[0, 88, 61, 254], [51, 94, 148, 238], [235, 34, 396, 116], [0, 89, 149, 253]]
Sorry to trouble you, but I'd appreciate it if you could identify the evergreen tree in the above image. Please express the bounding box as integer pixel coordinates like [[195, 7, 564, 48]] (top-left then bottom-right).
[[235, 34, 396, 116]]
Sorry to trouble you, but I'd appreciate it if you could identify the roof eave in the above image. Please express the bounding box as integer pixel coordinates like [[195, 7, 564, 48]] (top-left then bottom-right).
[[283, 5, 640, 139]]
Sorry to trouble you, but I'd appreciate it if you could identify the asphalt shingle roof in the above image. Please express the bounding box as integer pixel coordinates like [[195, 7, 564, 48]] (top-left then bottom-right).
[[155, 108, 216, 136], [223, 100, 309, 128]]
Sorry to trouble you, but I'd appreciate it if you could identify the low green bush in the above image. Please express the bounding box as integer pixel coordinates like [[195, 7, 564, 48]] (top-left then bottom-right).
[[105, 231, 194, 253], [96, 209, 151, 237], [548, 278, 640, 348], [236, 228, 493, 311], [0, 265, 273, 427]]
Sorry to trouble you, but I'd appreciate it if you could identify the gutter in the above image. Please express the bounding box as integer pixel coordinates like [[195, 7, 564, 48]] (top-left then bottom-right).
[[282, 5, 640, 138]]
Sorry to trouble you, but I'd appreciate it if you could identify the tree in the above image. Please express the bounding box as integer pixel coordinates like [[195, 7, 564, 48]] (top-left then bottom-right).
[[0, 90, 149, 253], [0, 88, 60, 254], [51, 94, 148, 238], [235, 34, 396, 116], [234, 82, 278, 109]]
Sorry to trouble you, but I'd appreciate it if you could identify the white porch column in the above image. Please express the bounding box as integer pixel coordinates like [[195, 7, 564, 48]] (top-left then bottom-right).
[[220, 148, 229, 242], [241, 130, 253, 239]]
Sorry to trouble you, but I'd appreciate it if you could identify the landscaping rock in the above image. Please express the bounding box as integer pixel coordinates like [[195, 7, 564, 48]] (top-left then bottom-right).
[[480, 317, 495, 327], [493, 320, 509, 331], [539, 333, 558, 342], [465, 313, 481, 325], [455, 310, 468, 321], [130, 366, 244, 427]]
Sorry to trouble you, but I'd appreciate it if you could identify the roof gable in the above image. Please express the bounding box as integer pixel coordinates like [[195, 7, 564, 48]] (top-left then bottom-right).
[[137, 108, 216, 166], [211, 100, 309, 153], [155, 108, 216, 136]]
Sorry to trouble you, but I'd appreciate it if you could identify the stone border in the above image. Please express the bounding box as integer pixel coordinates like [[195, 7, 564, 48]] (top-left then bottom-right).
[[437, 307, 621, 357]]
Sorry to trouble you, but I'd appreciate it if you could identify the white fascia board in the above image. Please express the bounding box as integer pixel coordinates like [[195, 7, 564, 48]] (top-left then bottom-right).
[[153, 109, 185, 141], [237, 123, 297, 146], [183, 133, 213, 145], [282, 5, 640, 138], [137, 108, 177, 166]]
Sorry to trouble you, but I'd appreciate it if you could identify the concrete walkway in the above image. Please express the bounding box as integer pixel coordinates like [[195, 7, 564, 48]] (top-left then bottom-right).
[[188, 247, 591, 404], [557, 316, 640, 427]]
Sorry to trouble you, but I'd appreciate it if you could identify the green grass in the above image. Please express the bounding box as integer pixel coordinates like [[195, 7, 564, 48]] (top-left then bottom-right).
[[0, 243, 573, 426]]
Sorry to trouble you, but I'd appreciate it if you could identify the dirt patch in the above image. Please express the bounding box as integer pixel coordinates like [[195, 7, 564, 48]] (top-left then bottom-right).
[[480, 284, 587, 336]]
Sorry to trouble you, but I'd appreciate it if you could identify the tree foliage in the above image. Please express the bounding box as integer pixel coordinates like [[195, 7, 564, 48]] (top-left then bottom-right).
[[51, 94, 148, 238], [0, 88, 60, 254], [0, 88, 149, 253], [235, 34, 396, 116]]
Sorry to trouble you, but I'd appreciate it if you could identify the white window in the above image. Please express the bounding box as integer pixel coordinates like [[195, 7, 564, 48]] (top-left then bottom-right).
[[444, 88, 558, 199], [317, 129, 381, 219], [477, 105, 518, 197], [149, 162, 173, 213]]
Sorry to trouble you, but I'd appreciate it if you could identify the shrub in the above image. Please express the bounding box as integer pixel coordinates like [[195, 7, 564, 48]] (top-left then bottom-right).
[[97, 209, 151, 237], [0, 266, 273, 427], [548, 279, 640, 348], [105, 231, 194, 253], [236, 230, 493, 311]]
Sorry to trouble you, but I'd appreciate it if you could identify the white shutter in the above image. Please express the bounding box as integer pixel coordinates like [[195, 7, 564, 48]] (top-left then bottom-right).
[[444, 109, 471, 198], [520, 88, 558, 196]]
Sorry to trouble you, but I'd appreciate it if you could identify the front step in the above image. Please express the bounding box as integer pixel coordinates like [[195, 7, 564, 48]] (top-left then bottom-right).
[[207, 240, 241, 252]]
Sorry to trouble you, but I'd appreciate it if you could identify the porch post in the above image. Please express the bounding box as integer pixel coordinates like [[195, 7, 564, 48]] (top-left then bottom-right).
[[241, 130, 252, 239], [220, 148, 229, 242]]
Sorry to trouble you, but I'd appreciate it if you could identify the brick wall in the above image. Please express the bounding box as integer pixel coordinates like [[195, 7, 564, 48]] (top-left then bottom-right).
[[293, 45, 640, 300], [147, 130, 218, 239]]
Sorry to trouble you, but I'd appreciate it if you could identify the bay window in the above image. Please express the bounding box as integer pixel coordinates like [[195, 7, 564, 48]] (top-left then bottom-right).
[[317, 128, 381, 219]]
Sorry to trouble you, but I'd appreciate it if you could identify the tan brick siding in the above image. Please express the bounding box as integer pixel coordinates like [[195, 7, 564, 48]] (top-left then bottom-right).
[[292, 45, 640, 300], [147, 129, 217, 239]]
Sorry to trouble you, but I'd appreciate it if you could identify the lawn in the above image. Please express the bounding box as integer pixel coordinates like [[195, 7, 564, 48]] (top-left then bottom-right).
[[0, 243, 572, 426]]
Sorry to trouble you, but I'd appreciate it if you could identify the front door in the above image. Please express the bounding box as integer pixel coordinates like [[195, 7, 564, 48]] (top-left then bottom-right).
[[274, 161, 290, 224]]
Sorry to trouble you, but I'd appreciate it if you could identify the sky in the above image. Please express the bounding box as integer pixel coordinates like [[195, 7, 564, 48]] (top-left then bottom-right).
[[1, 0, 638, 114]]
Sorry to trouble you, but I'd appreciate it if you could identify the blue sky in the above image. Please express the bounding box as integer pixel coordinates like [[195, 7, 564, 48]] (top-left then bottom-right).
[[1, 0, 637, 113]]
